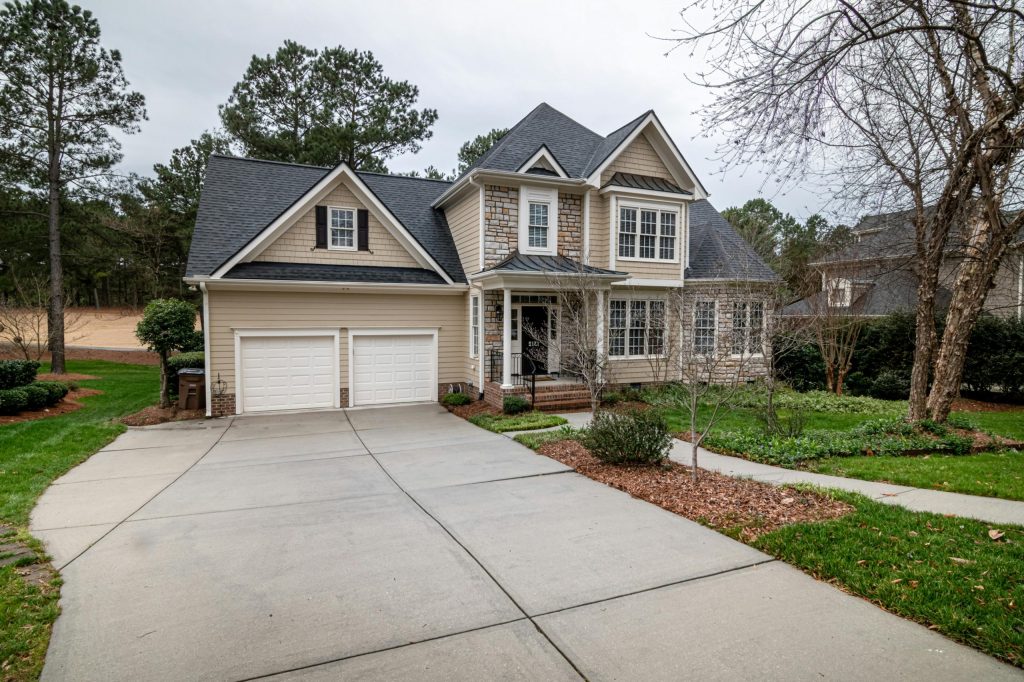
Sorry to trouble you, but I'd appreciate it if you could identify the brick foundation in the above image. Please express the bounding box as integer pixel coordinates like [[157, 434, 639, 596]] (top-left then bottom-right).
[[484, 380, 593, 411], [210, 392, 235, 417]]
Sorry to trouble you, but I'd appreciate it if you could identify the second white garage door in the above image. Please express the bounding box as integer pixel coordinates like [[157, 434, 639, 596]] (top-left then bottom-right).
[[351, 333, 436, 406]]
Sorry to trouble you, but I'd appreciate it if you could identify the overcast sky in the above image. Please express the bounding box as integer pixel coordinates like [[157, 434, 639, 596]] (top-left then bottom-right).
[[86, 0, 828, 220]]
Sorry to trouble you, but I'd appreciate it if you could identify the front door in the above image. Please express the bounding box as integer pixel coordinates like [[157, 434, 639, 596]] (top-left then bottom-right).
[[520, 305, 548, 375]]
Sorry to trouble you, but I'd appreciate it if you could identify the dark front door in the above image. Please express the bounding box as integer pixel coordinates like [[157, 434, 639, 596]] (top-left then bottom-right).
[[520, 306, 548, 375]]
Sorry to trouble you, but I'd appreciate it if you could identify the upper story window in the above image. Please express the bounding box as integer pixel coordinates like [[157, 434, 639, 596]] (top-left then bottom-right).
[[329, 207, 355, 250], [618, 204, 678, 261], [827, 278, 851, 307], [519, 186, 558, 255], [528, 202, 549, 249], [694, 300, 716, 354]]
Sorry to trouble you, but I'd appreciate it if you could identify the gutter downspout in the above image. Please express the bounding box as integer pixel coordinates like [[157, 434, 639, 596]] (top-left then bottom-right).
[[200, 282, 212, 417]]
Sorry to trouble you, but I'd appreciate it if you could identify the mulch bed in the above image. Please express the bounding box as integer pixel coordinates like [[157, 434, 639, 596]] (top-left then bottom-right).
[[0, 388, 102, 426], [444, 400, 499, 419], [119, 404, 205, 427], [0, 344, 159, 365], [537, 440, 854, 541], [36, 372, 100, 382], [952, 397, 1024, 413]]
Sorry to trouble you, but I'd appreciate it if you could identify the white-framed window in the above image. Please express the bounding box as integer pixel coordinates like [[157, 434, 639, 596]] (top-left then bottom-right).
[[609, 298, 666, 358], [518, 186, 558, 255], [511, 307, 519, 341], [827, 278, 851, 307], [528, 202, 549, 249], [329, 207, 356, 250], [470, 294, 480, 358], [731, 301, 764, 355], [618, 203, 679, 261], [694, 301, 717, 354]]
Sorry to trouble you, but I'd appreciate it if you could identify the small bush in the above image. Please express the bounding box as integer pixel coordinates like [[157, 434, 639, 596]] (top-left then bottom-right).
[[34, 381, 69, 405], [601, 391, 624, 406], [0, 387, 29, 415], [166, 351, 205, 373], [0, 359, 39, 390], [21, 384, 49, 410], [584, 408, 671, 465], [868, 370, 910, 400], [442, 392, 471, 406], [503, 395, 530, 415], [946, 413, 978, 430]]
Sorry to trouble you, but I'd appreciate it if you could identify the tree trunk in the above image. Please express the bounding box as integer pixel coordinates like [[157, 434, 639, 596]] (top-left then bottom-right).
[[690, 403, 699, 483], [47, 174, 65, 375], [907, 274, 939, 420], [159, 350, 170, 408]]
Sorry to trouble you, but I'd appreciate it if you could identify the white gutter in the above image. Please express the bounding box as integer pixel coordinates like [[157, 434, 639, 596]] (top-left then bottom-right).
[[200, 282, 212, 417], [187, 277, 467, 295]]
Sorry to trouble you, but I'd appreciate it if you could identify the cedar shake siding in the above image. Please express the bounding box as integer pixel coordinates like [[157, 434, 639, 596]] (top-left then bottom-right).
[[255, 180, 420, 268]]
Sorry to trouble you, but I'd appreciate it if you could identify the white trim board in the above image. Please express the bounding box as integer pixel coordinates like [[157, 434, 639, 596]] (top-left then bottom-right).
[[211, 162, 454, 284], [516, 145, 568, 178]]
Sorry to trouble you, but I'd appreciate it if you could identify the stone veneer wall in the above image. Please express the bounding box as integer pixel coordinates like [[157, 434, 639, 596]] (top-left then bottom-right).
[[483, 289, 503, 382], [483, 185, 518, 268], [557, 192, 583, 261], [679, 281, 774, 382]]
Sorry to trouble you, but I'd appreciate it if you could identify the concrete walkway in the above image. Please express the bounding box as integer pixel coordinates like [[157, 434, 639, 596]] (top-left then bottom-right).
[[538, 412, 1024, 527], [31, 406, 1021, 680]]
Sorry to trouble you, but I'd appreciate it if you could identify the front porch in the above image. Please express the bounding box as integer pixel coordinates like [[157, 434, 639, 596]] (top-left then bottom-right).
[[484, 349, 592, 410]]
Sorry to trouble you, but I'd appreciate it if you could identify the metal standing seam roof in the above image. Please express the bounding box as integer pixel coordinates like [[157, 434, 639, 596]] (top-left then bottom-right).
[[602, 172, 692, 196], [482, 252, 628, 276]]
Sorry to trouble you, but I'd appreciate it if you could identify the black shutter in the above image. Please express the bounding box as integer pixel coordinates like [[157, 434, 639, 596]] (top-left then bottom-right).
[[315, 206, 328, 249], [357, 209, 369, 251]]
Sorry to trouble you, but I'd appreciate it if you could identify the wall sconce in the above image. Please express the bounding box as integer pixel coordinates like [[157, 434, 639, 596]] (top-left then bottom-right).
[[496, 304, 503, 322], [213, 373, 227, 397]]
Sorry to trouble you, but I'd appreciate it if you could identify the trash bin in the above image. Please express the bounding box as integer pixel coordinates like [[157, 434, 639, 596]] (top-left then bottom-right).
[[177, 368, 206, 411]]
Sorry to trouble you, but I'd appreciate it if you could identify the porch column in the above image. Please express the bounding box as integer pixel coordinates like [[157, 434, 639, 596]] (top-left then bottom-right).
[[502, 287, 513, 388], [596, 288, 605, 381]]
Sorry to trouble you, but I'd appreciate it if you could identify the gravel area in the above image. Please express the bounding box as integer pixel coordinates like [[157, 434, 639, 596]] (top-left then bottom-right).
[[538, 440, 853, 540]]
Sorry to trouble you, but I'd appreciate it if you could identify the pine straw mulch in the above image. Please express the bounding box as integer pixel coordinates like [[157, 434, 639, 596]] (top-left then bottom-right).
[[537, 440, 854, 541], [119, 404, 205, 427], [0, 388, 102, 426], [445, 400, 499, 419], [36, 372, 100, 382], [951, 396, 1024, 413]]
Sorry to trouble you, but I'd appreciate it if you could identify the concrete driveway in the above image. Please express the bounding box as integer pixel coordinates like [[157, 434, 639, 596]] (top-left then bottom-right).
[[31, 405, 1021, 681]]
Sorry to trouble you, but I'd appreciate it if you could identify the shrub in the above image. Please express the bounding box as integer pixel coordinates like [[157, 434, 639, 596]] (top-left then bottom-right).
[[0, 387, 28, 415], [136, 298, 200, 407], [946, 412, 978, 430], [584, 408, 671, 465], [503, 395, 530, 415], [0, 359, 39, 389], [34, 381, 69, 405], [868, 370, 910, 400], [21, 384, 49, 410], [601, 391, 624, 406], [167, 351, 204, 399], [442, 392, 470, 406]]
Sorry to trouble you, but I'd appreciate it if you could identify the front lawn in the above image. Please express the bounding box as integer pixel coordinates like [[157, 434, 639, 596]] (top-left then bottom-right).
[[755, 491, 1024, 667], [807, 450, 1024, 501], [0, 359, 158, 681], [468, 410, 567, 433]]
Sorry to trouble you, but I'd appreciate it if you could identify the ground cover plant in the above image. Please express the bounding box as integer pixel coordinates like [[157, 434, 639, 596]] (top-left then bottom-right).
[[468, 410, 567, 433]]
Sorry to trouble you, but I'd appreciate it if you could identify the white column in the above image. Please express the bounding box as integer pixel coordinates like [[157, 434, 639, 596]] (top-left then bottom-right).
[[502, 287, 513, 388], [596, 288, 605, 381]]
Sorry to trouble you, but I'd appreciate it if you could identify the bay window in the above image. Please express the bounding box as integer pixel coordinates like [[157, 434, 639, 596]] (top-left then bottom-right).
[[694, 301, 716, 354], [732, 301, 764, 355]]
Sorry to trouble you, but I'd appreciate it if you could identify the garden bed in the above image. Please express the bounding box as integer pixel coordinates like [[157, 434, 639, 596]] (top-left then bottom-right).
[[0, 388, 101, 426], [534, 439, 853, 540], [119, 404, 205, 427]]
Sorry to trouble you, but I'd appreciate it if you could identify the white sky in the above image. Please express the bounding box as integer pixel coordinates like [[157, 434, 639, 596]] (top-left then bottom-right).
[[86, 0, 828, 220]]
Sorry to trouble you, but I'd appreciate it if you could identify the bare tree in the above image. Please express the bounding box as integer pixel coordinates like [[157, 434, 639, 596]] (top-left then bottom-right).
[[806, 276, 868, 395], [667, 0, 1024, 422], [0, 270, 84, 361]]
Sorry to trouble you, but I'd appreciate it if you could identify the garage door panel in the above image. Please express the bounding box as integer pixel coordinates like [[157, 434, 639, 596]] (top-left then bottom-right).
[[352, 334, 435, 406], [240, 335, 337, 413]]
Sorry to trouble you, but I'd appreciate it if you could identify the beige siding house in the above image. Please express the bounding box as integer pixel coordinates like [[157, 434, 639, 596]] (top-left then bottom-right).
[[186, 103, 778, 416]]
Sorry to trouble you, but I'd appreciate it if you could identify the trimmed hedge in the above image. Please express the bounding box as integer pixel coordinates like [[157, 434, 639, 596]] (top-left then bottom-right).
[[0, 359, 39, 390], [168, 351, 205, 398], [0, 381, 69, 416], [503, 395, 530, 415], [0, 388, 28, 415], [442, 392, 471, 406], [22, 384, 50, 410]]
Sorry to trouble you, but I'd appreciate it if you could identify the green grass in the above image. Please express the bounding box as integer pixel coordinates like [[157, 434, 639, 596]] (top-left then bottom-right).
[[0, 360, 158, 680], [807, 450, 1024, 501], [513, 426, 583, 450], [973, 411, 1024, 441], [755, 491, 1024, 667], [468, 411, 567, 433]]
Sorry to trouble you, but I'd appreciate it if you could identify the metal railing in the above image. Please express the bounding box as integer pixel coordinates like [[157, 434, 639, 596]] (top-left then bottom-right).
[[489, 350, 537, 403]]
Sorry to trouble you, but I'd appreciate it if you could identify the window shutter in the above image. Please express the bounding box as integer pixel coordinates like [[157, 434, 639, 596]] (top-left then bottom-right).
[[357, 209, 369, 251], [315, 206, 328, 249]]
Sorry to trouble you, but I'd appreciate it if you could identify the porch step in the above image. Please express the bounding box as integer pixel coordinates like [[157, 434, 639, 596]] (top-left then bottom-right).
[[484, 381, 592, 411]]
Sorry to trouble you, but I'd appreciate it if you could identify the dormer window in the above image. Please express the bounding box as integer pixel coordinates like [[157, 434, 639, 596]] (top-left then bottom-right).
[[518, 186, 558, 255], [329, 207, 356, 250]]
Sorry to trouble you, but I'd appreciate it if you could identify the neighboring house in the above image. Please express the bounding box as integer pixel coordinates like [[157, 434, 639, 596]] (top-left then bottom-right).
[[185, 103, 778, 416], [784, 208, 1024, 319]]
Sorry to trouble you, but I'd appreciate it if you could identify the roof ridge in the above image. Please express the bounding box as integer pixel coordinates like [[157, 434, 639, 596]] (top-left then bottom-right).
[[208, 153, 333, 171], [459, 103, 551, 179], [356, 169, 453, 185], [582, 110, 652, 177]]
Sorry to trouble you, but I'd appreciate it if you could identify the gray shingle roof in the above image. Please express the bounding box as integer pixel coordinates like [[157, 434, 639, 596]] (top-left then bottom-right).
[[187, 155, 465, 282], [223, 262, 447, 285], [688, 200, 781, 282], [782, 270, 953, 316], [603, 172, 691, 196], [483, 251, 627, 276]]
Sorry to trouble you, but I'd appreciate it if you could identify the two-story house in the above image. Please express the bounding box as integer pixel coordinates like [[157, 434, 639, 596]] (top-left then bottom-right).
[[784, 208, 1023, 319], [185, 103, 778, 416]]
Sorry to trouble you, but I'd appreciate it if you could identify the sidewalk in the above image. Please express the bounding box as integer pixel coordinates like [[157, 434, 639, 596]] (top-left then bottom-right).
[[518, 412, 1024, 527]]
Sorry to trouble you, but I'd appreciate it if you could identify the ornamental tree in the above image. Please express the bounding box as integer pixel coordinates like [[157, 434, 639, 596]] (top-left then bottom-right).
[[135, 299, 198, 408]]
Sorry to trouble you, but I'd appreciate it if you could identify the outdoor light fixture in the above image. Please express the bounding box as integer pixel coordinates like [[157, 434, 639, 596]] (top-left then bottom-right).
[[213, 373, 227, 397]]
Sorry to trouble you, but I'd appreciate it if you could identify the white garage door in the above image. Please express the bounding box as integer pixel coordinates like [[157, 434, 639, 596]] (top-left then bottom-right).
[[352, 334, 435, 406], [239, 335, 336, 413]]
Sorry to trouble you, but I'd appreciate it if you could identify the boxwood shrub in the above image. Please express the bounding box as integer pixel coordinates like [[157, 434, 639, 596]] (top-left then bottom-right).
[[22, 384, 50, 410], [0, 359, 39, 389], [502, 395, 530, 415], [442, 392, 471, 406], [0, 388, 29, 415], [34, 381, 69, 404]]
